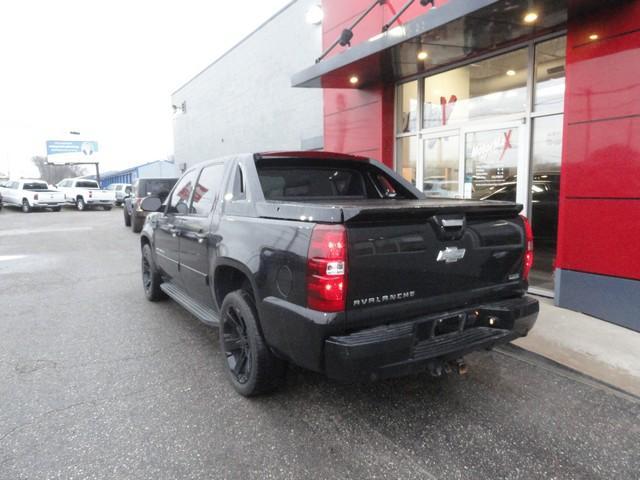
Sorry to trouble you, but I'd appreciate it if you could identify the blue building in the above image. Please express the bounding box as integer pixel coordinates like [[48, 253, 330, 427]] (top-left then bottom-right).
[[99, 160, 180, 188]]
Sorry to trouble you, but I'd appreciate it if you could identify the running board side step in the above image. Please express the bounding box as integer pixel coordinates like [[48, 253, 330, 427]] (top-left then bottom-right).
[[160, 282, 219, 327]]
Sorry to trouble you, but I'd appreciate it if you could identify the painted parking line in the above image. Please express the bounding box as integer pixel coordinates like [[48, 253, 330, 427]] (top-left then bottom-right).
[[0, 226, 92, 237], [0, 255, 27, 262]]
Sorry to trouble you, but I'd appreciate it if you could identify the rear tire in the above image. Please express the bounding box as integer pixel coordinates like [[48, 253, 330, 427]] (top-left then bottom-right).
[[52, 206, 61, 212], [219, 290, 286, 396], [141, 244, 165, 301], [76, 197, 86, 211], [123, 207, 131, 226], [131, 215, 144, 233], [103, 205, 112, 211], [21, 199, 31, 213]]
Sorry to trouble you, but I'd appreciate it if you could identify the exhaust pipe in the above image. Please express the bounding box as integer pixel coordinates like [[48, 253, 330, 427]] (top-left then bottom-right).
[[454, 358, 468, 375]]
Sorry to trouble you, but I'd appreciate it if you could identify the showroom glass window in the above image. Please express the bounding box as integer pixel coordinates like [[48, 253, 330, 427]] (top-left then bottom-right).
[[394, 35, 567, 294], [396, 81, 419, 183], [423, 48, 528, 128]]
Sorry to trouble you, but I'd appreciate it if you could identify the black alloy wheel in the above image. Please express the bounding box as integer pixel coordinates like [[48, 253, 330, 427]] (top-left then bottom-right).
[[219, 290, 286, 396], [222, 305, 252, 385], [141, 244, 164, 301]]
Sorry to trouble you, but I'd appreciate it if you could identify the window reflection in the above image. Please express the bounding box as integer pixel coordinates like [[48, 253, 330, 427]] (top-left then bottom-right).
[[397, 81, 418, 133], [423, 48, 528, 127], [464, 127, 519, 199], [423, 135, 459, 197], [534, 37, 567, 112], [396, 136, 417, 184]]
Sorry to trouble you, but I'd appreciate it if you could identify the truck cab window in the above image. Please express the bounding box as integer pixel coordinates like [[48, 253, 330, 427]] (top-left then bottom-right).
[[190, 164, 225, 216], [168, 171, 197, 215]]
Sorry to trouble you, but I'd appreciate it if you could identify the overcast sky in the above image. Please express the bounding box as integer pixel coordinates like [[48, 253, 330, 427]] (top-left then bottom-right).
[[0, 0, 292, 178]]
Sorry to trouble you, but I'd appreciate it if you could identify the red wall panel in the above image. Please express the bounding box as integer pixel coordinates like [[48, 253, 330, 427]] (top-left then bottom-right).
[[556, 1, 640, 280], [563, 116, 640, 199], [558, 199, 640, 279], [564, 30, 640, 123], [321, 0, 447, 168]]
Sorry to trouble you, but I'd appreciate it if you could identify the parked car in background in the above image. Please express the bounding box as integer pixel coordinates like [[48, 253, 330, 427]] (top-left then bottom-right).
[[0, 179, 66, 212], [481, 173, 560, 245], [124, 177, 177, 233], [56, 178, 115, 211], [106, 183, 132, 206], [138, 152, 538, 396]]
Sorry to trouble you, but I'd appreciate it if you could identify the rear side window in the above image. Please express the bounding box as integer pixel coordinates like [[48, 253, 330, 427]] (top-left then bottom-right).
[[77, 181, 99, 188], [23, 182, 48, 190], [190, 164, 225, 216], [138, 179, 176, 200]]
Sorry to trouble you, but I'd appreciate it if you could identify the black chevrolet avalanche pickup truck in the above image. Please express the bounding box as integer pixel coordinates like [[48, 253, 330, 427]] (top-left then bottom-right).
[[139, 151, 538, 396]]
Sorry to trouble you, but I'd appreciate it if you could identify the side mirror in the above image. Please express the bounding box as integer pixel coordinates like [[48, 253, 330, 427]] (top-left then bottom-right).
[[140, 196, 163, 212]]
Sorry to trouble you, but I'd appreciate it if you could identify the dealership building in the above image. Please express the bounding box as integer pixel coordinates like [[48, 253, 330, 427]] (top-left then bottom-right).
[[172, 0, 640, 331]]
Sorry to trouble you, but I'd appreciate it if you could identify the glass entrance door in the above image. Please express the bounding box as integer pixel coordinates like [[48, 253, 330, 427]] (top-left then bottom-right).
[[422, 132, 461, 198], [462, 123, 525, 203], [421, 122, 527, 203]]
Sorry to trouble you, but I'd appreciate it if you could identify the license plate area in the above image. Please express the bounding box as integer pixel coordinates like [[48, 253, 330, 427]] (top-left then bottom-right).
[[415, 313, 466, 341]]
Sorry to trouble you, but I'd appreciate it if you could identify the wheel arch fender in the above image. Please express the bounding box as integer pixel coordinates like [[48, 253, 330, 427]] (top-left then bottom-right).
[[212, 258, 260, 312]]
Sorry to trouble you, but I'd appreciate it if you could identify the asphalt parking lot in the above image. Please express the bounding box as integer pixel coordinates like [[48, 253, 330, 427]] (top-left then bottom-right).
[[1, 207, 639, 480]]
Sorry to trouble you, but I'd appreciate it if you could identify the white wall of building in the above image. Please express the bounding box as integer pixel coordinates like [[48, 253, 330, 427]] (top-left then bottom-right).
[[171, 0, 323, 169]]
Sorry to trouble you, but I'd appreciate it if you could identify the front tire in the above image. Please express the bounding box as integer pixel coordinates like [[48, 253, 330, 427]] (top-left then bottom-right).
[[131, 214, 144, 233], [21, 199, 31, 213], [220, 290, 286, 396], [76, 197, 86, 211], [141, 244, 165, 301]]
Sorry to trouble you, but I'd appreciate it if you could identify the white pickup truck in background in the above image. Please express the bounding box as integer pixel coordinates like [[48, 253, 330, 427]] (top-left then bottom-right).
[[0, 179, 67, 213], [56, 178, 115, 211]]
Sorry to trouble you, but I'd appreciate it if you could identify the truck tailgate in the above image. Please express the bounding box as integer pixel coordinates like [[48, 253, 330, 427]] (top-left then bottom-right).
[[342, 200, 527, 329]]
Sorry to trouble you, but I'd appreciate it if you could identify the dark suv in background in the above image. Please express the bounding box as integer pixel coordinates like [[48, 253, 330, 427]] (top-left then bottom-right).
[[124, 177, 177, 233]]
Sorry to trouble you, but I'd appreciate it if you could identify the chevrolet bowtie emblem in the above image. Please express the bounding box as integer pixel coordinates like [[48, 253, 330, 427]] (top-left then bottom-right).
[[437, 246, 466, 263]]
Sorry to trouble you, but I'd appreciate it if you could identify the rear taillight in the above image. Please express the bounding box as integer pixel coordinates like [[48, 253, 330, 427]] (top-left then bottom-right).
[[520, 215, 534, 281], [33, 194, 39, 200], [307, 225, 347, 312]]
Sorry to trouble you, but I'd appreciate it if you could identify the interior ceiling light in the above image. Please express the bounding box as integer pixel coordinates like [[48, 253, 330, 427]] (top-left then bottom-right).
[[523, 11, 538, 23], [349, 75, 359, 84], [506, 69, 516, 76], [305, 5, 324, 25], [417, 51, 428, 61], [589, 33, 599, 40]]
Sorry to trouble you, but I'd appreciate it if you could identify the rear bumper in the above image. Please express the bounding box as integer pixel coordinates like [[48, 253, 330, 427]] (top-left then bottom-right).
[[324, 296, 538, 382], [32, 201, 64, 208]]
